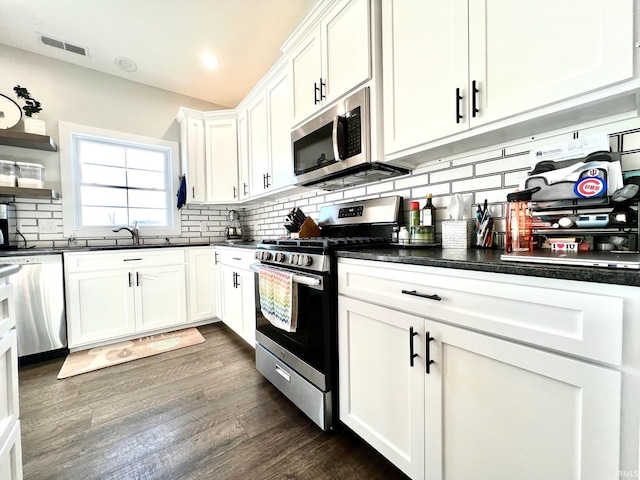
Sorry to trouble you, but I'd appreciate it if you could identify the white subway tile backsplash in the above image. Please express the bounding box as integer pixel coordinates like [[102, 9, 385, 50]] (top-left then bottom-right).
[[365, 181, 395, 194], [623, 131, 640, 151], [621, 152, 640, 172], [452, 175, 501, 193], [412, 183, 450, 199], [325, 192, 344, 202], [430, 165, 473, 184], [394, 172, 430, 190], [475, 155, 530, 176], [504, 171, 529, 187], [451, 149, 502, 167]]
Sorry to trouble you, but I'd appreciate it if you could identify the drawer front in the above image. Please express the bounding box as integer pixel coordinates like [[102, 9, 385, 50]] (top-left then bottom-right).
[[65, 249, 185, 272], [338, 259, 623, 365], [216, 247, 256, 270]]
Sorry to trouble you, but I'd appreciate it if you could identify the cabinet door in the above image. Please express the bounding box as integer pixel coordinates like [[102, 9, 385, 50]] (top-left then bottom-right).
[[136, 264, 188, 333], [468, 0, 633, 127], [338, 296, 424, 480], [237, 112, 250, 200], [179, 114, 206, 203], [425, 319, 621, 480], [322, 0, 371, 104], [205, 117, 239, 202], [267, 71, 293, 191], [382, 0, 468, 155], [66, 270, 136, 347], [187, 248, 217, 323], [0, 329, 18, 450], [248, 95, 270, 197], [236, 269, 256, 347], [290, 26, 323, 125], [220, 265, 244, 338]]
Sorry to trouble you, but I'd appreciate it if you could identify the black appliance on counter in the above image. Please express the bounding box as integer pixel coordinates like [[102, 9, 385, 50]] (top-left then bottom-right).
[[253, 196, 402, 431], [0, 203, 17, 249]]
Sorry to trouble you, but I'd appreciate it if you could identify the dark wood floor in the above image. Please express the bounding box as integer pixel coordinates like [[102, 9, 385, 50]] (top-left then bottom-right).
[[19, 323, 408, 480]]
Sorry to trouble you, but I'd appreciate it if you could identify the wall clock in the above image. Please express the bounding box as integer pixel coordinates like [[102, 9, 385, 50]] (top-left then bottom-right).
[[0, 93, 22, 129]]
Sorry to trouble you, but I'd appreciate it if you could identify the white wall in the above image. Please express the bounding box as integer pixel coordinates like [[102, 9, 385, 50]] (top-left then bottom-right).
[[0, 44, 243, 247]]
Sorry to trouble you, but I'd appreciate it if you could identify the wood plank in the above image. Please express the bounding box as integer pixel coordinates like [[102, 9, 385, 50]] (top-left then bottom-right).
[[20, 323, 408, 480]]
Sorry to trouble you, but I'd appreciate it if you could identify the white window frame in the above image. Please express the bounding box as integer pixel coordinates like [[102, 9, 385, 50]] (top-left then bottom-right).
[[59, 121, 182, 238]]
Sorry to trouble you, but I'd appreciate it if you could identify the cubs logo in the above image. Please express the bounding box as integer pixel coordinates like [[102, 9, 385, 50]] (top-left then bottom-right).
[[574, 177, 606, 198]]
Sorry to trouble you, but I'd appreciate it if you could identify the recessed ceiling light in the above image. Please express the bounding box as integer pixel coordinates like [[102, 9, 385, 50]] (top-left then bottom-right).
[[114, 56, 137, 72], [203, 54, 219, 70]]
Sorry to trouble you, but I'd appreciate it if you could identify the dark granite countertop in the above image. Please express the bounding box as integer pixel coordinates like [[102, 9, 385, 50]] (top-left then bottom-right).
[[336, 248, 640, 287], [0, 240, 259, 258]]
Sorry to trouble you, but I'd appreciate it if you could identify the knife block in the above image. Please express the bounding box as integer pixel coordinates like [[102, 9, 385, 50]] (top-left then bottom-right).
[[292, 217, 321, 238]]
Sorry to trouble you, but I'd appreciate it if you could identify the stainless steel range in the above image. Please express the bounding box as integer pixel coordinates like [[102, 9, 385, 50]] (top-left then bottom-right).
[[253, 196, 402, 430]]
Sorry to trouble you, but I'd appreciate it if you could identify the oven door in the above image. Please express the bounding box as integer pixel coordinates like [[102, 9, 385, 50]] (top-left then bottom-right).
[[253, 263, 332, 391]]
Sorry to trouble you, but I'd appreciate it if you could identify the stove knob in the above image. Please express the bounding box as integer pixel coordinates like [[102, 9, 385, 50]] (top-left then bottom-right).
[[263, 251, 272, 261], [255, 251, 261, 260], [274, 252, 285, 263], [297, 255, 312, 267], [290, 254, 298, 265]]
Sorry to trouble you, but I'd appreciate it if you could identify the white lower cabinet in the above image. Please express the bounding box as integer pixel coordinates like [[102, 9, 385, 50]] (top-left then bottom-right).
[[338, 258, 628, 480], [0, 276, 21, 480], [65, 249, 188, 349], [216, 247, 256, 347], [186, 247, 218, 323]]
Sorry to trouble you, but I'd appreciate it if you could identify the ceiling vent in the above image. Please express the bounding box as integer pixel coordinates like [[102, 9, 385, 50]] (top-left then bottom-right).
[[39, 33, 89, 57]]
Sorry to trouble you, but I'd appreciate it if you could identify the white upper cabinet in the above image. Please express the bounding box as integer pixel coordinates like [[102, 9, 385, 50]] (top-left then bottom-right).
[[267, 70, 294, 190], [247, 66, 294, 197], [176, 108, 239, 204], [176, 108, 206, 204], [236, 111, 250, 201], [468, 0, 634, 127], [288, 0, 371, 125], [247, 94, 269, 197], [204, 112, 239, 203], [382, 0, 635, 159]]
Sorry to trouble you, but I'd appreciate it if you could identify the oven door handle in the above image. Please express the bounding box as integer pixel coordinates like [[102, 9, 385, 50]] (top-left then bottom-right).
[[251, 262, 324, 290]]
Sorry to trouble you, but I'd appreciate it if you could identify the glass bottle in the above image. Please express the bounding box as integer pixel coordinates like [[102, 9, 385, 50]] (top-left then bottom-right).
[[409, 201, 420, 242], [421, 194, 436, 244]]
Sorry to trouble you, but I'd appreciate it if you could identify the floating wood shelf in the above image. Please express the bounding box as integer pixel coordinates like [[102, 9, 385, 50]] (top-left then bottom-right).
[[0, 129, 57, 152], [0, 186, 59, 200]]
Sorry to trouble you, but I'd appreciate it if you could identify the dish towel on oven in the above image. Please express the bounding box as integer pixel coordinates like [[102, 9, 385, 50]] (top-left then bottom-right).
[[259, 266, 298, 332]]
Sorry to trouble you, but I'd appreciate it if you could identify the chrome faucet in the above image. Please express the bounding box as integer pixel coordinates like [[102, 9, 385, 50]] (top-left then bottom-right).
[[112, 221, 140, 246]]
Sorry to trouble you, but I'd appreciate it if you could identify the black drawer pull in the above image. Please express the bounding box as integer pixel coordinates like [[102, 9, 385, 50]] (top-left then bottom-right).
[[455, 87, 463, 123], [401, 290, 441, 301], [426, 332, 435, 375], [409, 326, 418, 367]]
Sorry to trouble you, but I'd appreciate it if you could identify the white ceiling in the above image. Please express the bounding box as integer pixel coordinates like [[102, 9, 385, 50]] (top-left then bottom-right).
[[0, 0, 317, 108]]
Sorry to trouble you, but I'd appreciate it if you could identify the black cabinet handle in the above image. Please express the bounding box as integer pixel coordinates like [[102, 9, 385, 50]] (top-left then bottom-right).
[[243, 183, 248, 196], [136, 271, 140, 287], [263, 173, 267, 189], [426, 332, 435, 374], [401, 289, 441, 301], [409, 326, 418, 367], [214, 252, 219, 265], [233, 186, 237, 199], [128, 272, 133, 288], [314, 82, 320, 105], [455, 87, 463, 123], [191, 186, 195, 198], [265, 172, 271, 188], [320, 78, 326, 100], [472, 80, 480, 117]]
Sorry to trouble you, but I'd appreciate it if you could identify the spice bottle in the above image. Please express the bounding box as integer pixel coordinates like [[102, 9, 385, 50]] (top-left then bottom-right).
[[409, 201, 420, 242], [421, 194, 436, 244]]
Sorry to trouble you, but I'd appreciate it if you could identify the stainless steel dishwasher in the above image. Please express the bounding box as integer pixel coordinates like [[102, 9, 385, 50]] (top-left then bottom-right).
[[0, 254, 66, 357]]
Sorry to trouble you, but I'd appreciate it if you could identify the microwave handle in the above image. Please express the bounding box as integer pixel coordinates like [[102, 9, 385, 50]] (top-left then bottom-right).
[[332, 115, 347, 161]]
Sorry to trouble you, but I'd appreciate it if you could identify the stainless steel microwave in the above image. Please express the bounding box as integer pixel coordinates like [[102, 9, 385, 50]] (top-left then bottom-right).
[[292, 87, 409, 190]]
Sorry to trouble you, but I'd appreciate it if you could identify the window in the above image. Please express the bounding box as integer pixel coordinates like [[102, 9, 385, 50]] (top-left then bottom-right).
[[60, 122, 181, 238]]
